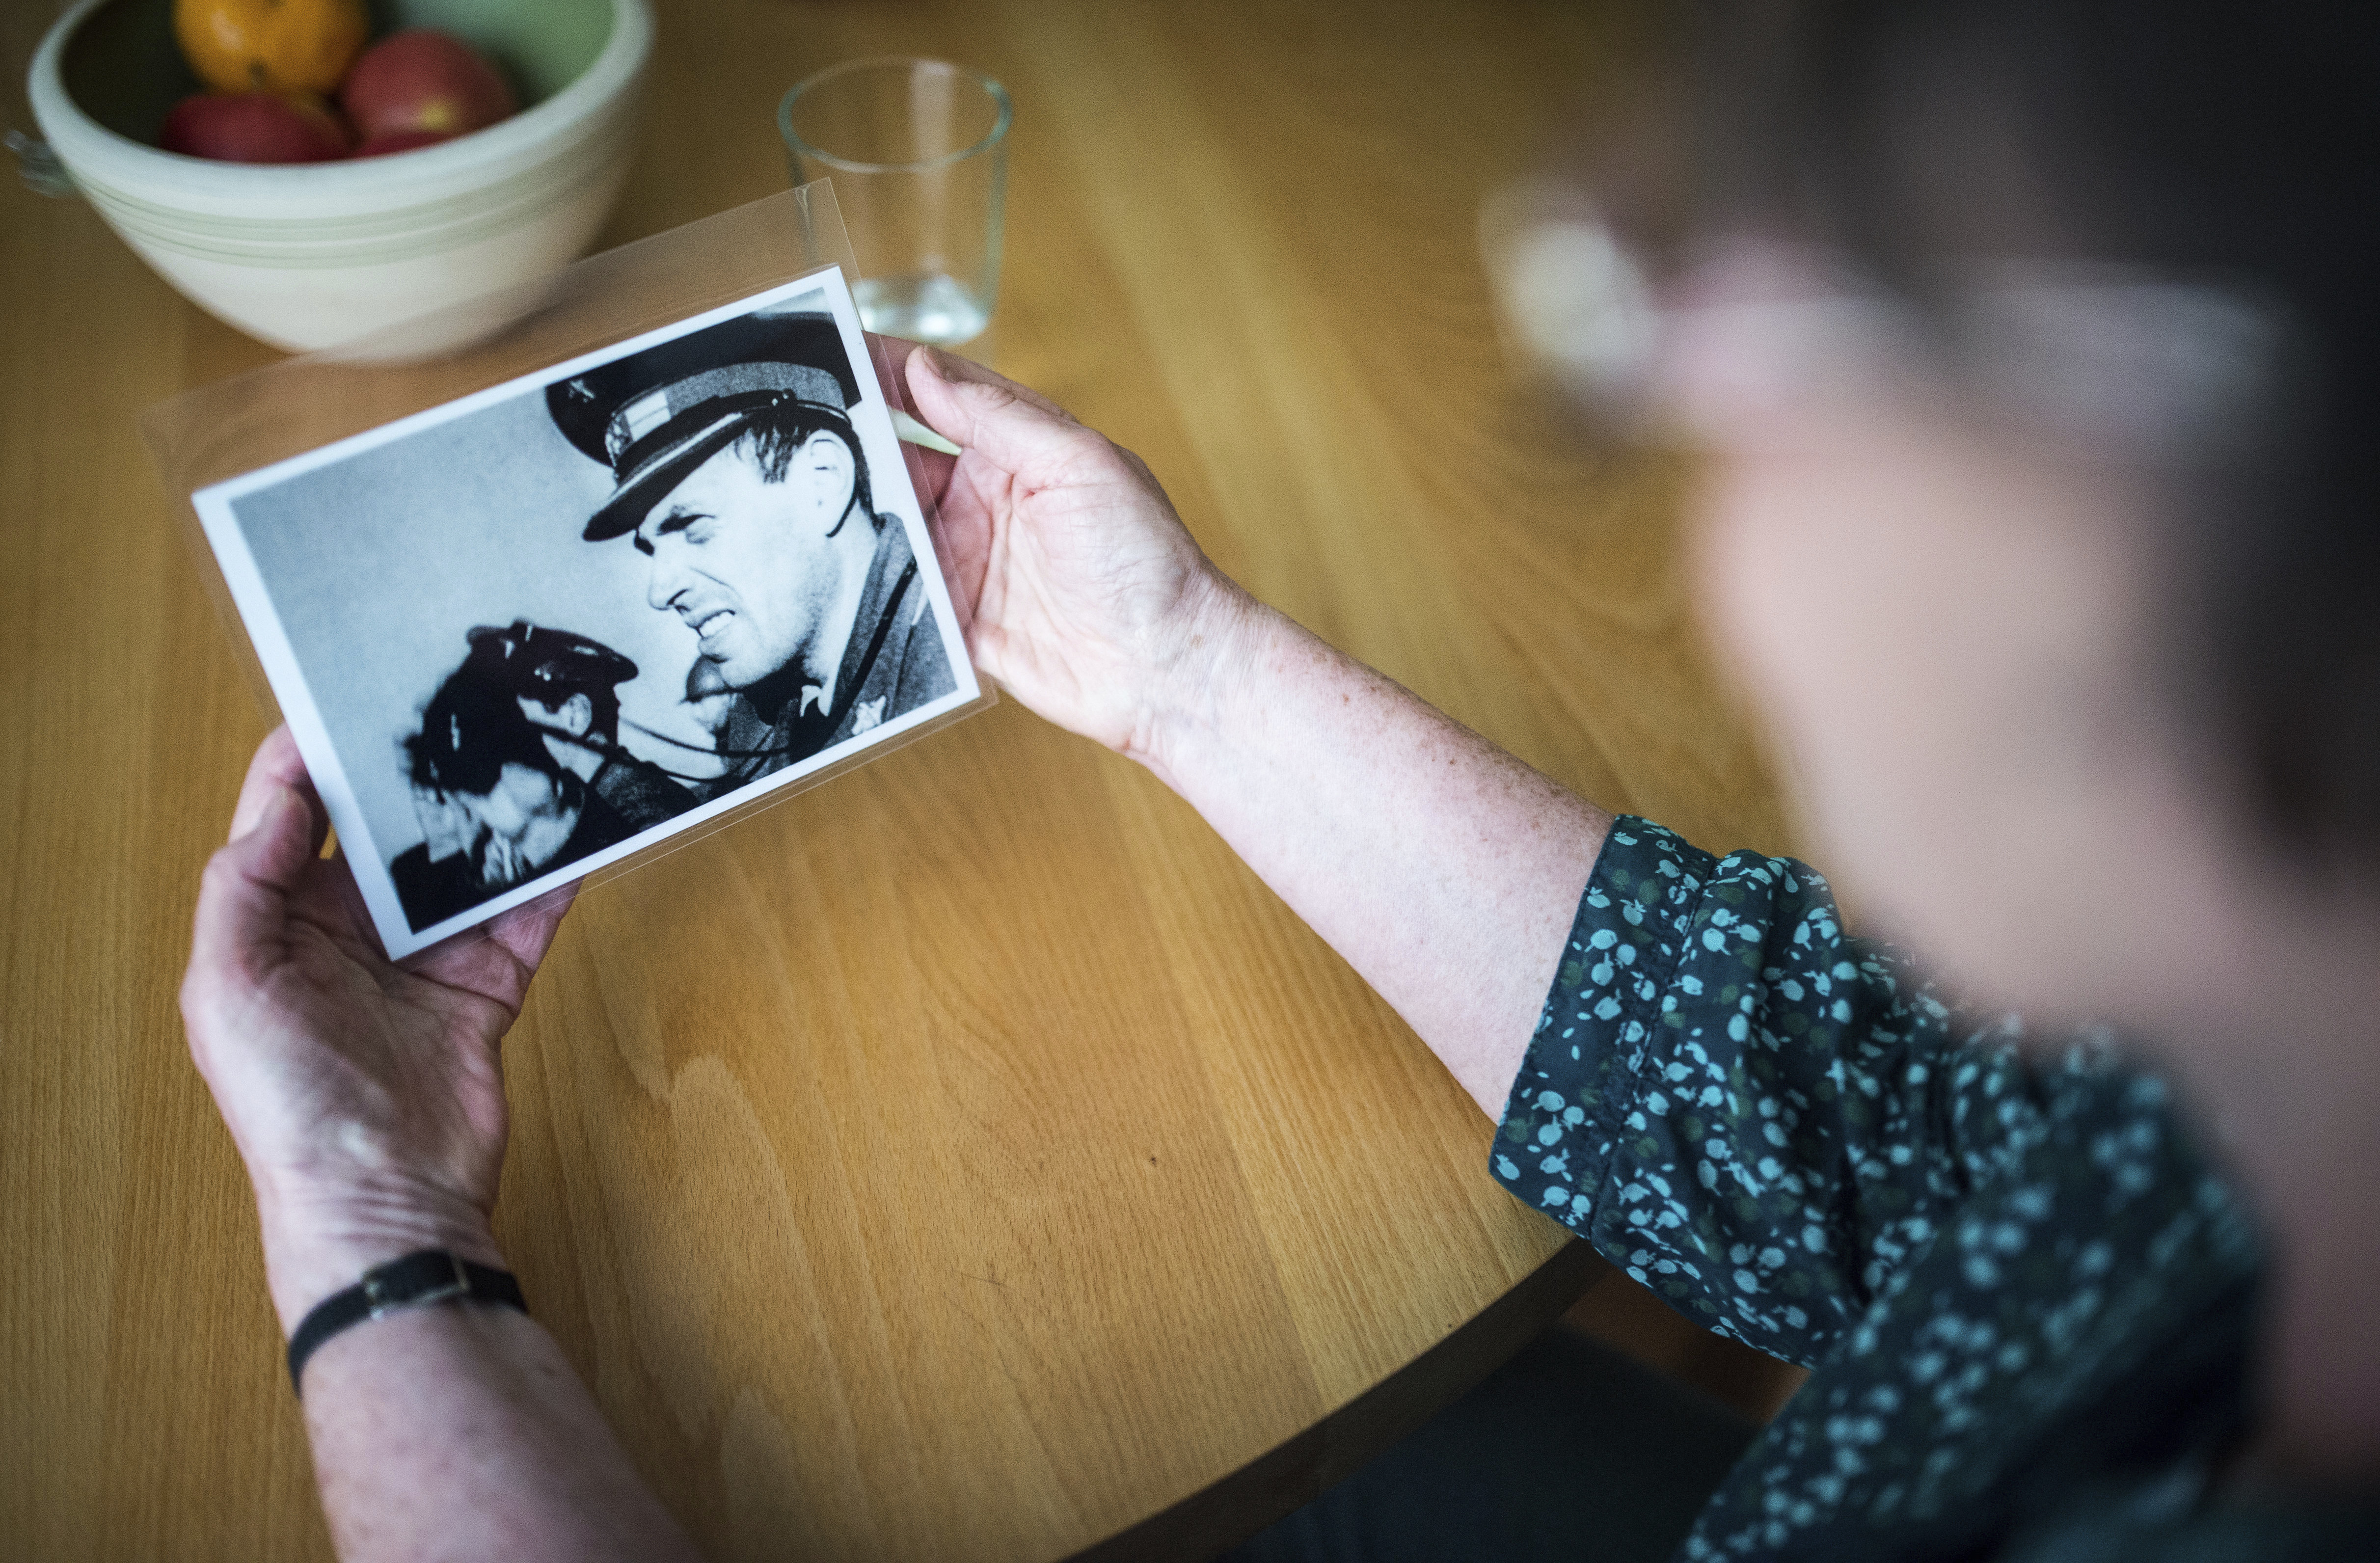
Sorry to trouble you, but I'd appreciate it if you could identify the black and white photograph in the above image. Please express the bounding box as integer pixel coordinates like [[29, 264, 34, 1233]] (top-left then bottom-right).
[[191, 268, 980, 959]]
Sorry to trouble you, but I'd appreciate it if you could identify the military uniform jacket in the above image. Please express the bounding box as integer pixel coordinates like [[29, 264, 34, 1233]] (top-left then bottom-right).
[[589, 748, 699, 831], [706, 518, 954, 798]]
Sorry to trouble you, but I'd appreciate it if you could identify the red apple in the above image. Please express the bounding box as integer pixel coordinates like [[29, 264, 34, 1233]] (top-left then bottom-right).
[[353, 128, 456, 158], [160, 92, 352, 163], [340, 30, 516, 142]]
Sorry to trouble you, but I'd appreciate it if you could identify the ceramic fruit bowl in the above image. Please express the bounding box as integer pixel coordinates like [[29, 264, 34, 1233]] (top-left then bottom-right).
[[27, 0, 651, 352]]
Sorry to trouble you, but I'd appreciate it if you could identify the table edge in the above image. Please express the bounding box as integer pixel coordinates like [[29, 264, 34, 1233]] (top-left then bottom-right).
[[1063, 1238, 1610, 1563]]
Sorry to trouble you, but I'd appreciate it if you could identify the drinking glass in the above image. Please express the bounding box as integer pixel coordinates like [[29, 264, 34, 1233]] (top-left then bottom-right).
[[779, 58, 1011, 347]]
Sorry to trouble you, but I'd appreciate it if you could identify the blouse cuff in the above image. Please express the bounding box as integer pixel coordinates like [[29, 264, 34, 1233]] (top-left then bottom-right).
[[1490, 816, 1719, 1232]]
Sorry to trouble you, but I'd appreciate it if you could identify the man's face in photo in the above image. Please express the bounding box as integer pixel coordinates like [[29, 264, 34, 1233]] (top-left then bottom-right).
[[634, 431, 858, 688], [466, 762, 578, 886], [403, 763, 578, 888], [409, 784, 476, 864]]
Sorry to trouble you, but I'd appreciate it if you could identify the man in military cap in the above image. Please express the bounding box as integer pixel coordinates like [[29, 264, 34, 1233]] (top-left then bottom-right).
[[468, 620, 701, 832], [389, 622, 696, 932], [546, 308, 955, 799]]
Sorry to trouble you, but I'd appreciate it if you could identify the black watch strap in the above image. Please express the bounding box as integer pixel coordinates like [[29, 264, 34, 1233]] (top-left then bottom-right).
[[286, 1249, 527, 1395]]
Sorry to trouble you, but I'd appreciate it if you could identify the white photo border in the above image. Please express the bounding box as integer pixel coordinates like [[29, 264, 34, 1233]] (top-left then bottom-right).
[[190, 265, 982, 960]]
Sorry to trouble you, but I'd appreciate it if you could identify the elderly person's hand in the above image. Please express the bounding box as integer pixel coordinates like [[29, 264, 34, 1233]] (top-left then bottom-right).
[[181, 727, 572, 1333], [884, 341, 1607, 1117], [892, 345, 1252, 763]]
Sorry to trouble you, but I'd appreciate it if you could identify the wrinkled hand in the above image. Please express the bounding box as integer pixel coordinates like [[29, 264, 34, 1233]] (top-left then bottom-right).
[[885, 343, 1252, 759], [181, 728, 573, 1330]]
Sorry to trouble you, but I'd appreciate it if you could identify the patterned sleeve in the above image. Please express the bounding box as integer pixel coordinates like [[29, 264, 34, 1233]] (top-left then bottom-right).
[[1492, 816, 2073, 1368]]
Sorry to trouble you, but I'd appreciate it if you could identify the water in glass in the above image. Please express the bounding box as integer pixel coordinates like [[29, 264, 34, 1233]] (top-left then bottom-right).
[[854, 273, 990, 347]]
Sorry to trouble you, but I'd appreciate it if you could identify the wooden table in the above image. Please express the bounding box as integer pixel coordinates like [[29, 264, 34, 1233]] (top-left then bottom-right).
[[0, 2, 1797, 1558]]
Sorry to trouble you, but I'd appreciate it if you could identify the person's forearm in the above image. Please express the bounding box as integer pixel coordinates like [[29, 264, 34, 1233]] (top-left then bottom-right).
[[268, 1215, 701, 1563], [301, 1304, 699, 1563], [1138, 587, 1609, 1117]]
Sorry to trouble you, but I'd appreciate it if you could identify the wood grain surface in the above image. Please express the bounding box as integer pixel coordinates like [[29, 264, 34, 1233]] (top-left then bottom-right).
[[0, 1, 1799, 1559]]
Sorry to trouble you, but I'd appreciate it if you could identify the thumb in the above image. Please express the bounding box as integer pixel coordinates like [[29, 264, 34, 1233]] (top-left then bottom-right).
[[905, 347, 1094, 476], [189, 787, 317, 983]]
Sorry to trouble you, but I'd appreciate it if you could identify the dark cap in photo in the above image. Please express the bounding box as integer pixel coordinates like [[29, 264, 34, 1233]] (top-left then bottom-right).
[[546, 309, 862, 542], [463, 620, 639, 706]]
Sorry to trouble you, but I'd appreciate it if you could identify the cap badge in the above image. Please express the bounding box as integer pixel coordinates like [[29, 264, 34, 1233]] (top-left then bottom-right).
[[609, 389, 677, 461]]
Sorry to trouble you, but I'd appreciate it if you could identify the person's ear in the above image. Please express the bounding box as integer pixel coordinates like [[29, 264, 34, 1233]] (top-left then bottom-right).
[[803, 431, 858, 523], [560, 692, 594, 736]]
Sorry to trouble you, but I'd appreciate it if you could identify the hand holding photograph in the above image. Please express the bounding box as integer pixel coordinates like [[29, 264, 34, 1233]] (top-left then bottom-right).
[[190, 267, 982, 959]]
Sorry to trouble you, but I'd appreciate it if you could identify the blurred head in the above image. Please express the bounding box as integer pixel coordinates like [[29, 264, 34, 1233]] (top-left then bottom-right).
[[684, 654, 735, 739], [453, 621, 638, 781], [405, 658, 583, 888], [1557, 1, 2379, 1023]]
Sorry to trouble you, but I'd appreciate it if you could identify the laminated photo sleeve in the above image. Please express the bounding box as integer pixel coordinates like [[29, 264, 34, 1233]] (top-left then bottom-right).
[[146, 184, 993, 961]]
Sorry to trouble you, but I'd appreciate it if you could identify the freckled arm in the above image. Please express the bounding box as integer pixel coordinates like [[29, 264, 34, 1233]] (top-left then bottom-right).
[[1138, 601, 1611, 1119]]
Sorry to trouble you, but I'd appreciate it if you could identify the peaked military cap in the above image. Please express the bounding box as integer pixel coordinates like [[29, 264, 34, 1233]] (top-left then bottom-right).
[[463, 621, 640, 704], [410, 622, 641, 796], [547, 309, 863, 541]]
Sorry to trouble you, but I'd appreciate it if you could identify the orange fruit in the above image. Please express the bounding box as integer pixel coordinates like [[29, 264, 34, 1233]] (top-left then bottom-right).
[[174, 0, 370, 97]]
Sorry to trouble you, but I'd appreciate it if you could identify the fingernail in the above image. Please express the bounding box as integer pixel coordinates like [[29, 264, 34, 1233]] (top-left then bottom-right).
[[228, 793, 267, 842], [914, 345, 949, 380]]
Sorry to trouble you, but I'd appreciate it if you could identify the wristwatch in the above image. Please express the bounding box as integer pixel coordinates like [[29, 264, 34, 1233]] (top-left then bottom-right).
[[285, 1249, 528, 1394]]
